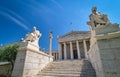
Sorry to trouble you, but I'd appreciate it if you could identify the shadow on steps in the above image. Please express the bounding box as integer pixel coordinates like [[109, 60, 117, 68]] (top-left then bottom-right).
[[80, 60, 96, 77]]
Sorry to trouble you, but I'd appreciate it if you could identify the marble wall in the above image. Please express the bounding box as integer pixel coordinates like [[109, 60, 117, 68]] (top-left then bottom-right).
[[12, 42, 53, 77]]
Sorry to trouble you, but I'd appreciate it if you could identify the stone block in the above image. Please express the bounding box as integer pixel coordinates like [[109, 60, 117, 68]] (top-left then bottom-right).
[[24, 63, 33, 70], [100, 49, 115, 60], [95, 23, 119, 35], [32, 64, 39, 69], [98, 39, 111, 49], [12, 70, 23, 77], [98, 37, 120, 49], [105, 72, 118, 77], [17, 51, 26, 57], [109, 37, 120, 48]]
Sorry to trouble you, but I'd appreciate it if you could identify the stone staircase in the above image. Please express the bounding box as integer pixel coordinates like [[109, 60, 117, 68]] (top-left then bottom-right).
[[37, 60, 96, 77]]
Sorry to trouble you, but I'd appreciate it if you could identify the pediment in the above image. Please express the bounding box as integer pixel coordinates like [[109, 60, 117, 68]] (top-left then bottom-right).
[[58, 31, 90, 42]]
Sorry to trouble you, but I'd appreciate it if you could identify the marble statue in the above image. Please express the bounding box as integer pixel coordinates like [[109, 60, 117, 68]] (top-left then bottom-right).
[[25, 26, 41, 42], [21, 26, 41, 48], [87, 7, 110, 29], [49, 32, 53, 39]]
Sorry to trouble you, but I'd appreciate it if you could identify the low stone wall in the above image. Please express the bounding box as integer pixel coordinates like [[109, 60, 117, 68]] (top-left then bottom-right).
[[12, 42, 53, 77], [0, 62, 11, 77]]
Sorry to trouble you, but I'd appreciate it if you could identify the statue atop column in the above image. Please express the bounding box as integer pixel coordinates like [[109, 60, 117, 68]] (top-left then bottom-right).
[[49, 32, 53, 56], [87, 7, 110, 29]]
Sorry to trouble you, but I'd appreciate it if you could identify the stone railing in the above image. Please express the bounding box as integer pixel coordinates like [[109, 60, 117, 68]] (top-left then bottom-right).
[[0, 62, 11, 77], [88, 26, 120, 77], [87, 39, 104, 77], [12, 42, 53, 77]]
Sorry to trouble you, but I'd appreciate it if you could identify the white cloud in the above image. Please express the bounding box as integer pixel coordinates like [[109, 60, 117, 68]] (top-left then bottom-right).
[[0, 10, 30, 31], [50, 0, 64, 9]]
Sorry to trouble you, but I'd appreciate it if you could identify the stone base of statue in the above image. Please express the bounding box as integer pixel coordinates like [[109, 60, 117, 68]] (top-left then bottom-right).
[[95, 23, 120, 35], [12, 27, 53, 77], [12, 42, 53, 77], [19, 41, 40, 52], [88, 23, 120, 77]]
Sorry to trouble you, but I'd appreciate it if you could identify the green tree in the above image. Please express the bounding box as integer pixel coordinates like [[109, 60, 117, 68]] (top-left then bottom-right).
[[0, 43, 19, 74]]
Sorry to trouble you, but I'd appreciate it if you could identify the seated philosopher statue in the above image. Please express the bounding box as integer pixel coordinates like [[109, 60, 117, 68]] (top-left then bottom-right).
[[25, 26, 41, 42], [89, 7, 110, 27]]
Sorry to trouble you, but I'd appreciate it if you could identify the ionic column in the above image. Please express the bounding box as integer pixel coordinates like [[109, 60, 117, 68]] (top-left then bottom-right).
[[53, 53, 55, 60], [56, 53, 58, 60], [83, 40, 88, 59], [58, 43, 62, 60], [76, 40, 81, 59], [70, 41, 73, 59], [54, 53, 56, 60], [49, 32, 53, 56], [64, 42, 67, 60]]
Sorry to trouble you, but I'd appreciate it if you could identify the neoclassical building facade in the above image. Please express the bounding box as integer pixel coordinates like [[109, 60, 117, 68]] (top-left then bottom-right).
[[58, 31, 90, 60]]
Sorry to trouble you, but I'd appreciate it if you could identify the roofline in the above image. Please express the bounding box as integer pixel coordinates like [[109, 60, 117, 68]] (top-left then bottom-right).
[[58, 30, 90, 39]]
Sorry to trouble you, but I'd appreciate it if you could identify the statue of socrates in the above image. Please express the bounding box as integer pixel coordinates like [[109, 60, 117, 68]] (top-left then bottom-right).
[[88, 7, 110, 28], [25, 26, 41, 42]]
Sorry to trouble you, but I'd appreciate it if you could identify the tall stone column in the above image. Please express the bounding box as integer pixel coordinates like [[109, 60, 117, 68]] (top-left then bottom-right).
[[70, 41, 73, 59], [58, 43, 62, 60], [49, 32, 53, 56], [56, 53, 58, 60], [64, 42, 67, 60], [83, 40, 88, 59], [76, 40, 81, 59]]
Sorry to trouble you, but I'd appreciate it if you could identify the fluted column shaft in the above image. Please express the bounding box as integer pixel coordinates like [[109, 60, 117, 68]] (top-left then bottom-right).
[[58, 43, 62, 60], [70, 41, 73, 59], [64, 42, 67, 60], [76, 40, 81, 59], [83, 40, 88, 59]]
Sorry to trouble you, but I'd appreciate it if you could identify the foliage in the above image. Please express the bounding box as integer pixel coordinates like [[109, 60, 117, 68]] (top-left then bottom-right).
[[0, 43, 19, 74], [0, 43, 19, 62]]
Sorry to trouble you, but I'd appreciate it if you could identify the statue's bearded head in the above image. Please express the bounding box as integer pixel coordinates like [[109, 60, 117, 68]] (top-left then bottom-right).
[[92, 7, 97, 14], [33, 26, 37, 31]]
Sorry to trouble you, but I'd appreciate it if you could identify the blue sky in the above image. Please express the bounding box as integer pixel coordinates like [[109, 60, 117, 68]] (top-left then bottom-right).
[[0, 0, 120, 51]]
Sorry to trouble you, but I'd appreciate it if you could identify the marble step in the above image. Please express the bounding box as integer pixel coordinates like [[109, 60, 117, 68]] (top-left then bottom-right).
[[50, 62, 91, 66], [43, 69, 94, 72], [38, 60, 96, 77], [51, 62, 90, 65], [52, 60, 90, 63], [48, 64, 89, 67], [41, 70, 95, 74], [40, 76, 96, 77], [39, 73, 96, 77], [43, 68, 95, 72], [40, 76, 80, 77], [45, 66, 93, 70], [38, 73, 80, 77]]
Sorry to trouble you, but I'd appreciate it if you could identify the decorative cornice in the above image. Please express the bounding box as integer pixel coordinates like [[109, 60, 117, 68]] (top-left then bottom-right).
[[17, 42, 53, 58], [96, 31, 120, 40], [58, 31, 90, 43], [58, 30, 90, 39]]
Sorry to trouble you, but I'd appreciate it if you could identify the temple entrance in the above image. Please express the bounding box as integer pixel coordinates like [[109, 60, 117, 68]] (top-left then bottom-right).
[[73, 50, 78, 59]]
